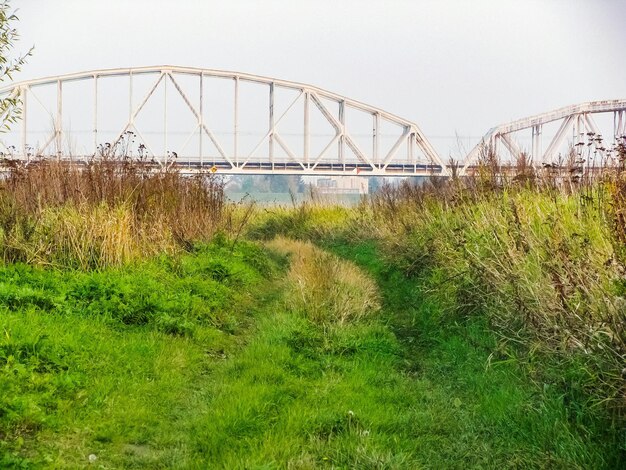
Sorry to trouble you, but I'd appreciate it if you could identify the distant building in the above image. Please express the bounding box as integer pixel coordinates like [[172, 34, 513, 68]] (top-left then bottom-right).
[[303, 175, 369, 194]]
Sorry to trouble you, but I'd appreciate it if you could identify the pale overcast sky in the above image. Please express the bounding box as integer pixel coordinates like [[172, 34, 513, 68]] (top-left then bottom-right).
[[9, 0, 626, 157]]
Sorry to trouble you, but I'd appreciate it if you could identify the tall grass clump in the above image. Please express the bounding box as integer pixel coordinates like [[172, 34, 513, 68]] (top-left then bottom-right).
[[247, 198, 355, 241], [0, 157, 225, 268], [266, 237, 380, 326], [365, 141, 626, 417]]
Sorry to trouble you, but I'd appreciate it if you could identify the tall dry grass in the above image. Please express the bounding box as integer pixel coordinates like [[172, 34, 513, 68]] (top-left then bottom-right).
[[0, 158, 225, 268], [266, 237, 380, 326], [364, 137, 626, 415]]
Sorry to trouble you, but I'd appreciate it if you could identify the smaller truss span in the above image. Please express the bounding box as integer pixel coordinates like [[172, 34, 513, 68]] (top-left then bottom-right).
[[462, 99, 626, 175]]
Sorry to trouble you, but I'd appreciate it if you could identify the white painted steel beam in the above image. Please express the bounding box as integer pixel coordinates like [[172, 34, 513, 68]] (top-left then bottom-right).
[[542, 115, 573, 162], [499, 133, 523, 161], [0, 65, 447, 176]]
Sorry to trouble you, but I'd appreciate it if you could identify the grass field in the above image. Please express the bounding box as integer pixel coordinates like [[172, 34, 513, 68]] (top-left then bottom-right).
[[0, 160, 624, 468], [1, 236, 621, 468]]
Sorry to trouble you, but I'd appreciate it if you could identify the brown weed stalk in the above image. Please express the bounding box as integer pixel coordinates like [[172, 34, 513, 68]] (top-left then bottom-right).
[[0, 157, 225, 268]]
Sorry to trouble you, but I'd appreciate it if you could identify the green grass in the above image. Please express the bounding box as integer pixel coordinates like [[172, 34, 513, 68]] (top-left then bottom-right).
[[320, 239, 622, 468], [0, 239, 278, 467], [247, 187, 625, 420], [1, 234, 622, 467]]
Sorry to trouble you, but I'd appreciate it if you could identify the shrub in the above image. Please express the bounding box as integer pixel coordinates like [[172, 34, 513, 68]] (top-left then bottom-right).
[[365, 175, 626, 416]]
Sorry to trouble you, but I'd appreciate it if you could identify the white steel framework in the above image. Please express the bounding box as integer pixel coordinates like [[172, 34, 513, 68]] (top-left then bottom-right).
[[463, 99, 626, 175], [0, 65, 449, 176]]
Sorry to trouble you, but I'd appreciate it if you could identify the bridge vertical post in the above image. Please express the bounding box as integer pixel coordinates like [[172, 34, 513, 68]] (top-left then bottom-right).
[[56, 80, 62, 160], [575, 114, 588, 171], [577, 114, 585, 145], [573, 114, 579, 149], [128, 72, 133, 161], [234, 76, 239, 167], [164, 72, 168, 165], [20, 86, 26, 161], [304, 90, 310, 167], [373, 112, 379, 167], [199, 72, 203, 166], [93, 75, 98, 156], [269, 82, 274, 167], [532, 124, 542, 163], [616, 110, 625, 141], [408, 131, 414, 169], [491, 135, 498, 164], [339, 100, 345, 170], [129, 71, 133, 126]]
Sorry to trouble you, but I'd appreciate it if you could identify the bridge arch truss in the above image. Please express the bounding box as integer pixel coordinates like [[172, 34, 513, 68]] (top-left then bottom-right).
[[0, 65, 448, 176]]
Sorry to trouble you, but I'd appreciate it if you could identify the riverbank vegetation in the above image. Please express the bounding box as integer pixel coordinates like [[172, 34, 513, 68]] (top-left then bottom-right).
[[1, 148, 625, 467]]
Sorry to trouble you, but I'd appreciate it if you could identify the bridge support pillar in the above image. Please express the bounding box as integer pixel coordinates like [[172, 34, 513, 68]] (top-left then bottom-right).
[[532, 124, 542, 163], [616, 110, 625, 141]]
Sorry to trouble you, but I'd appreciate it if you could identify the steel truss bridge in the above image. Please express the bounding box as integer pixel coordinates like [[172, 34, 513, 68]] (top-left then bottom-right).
[[0, 65, 624, 177], [0, 66, 446, 176], [463, 99, 626, 175]]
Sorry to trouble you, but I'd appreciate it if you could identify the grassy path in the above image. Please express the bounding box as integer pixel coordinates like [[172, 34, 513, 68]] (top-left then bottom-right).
[[176, 239, 616, 468]]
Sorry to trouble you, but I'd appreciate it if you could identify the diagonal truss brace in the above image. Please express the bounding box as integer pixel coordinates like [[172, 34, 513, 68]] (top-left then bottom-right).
[[167, 73, 232, 166], [240, 89, 303, 168], [309, 92, 376, 169]]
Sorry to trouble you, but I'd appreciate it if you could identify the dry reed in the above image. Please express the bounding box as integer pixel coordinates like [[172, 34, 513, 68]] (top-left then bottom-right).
[[0, 157, 225, 268]]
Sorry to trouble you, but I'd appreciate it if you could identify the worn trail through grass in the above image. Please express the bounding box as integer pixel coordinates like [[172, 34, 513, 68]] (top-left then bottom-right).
[[180, 239, 617, 468]]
